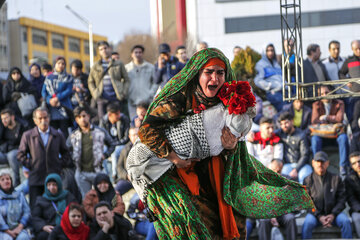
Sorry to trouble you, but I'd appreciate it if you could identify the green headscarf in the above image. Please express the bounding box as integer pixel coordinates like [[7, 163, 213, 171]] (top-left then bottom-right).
[[145, 48, 234, 121], [43, 173, 68, 225]]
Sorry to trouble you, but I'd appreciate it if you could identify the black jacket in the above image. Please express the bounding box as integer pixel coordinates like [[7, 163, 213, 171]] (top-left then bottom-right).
[[303, 59, 330, 98], [0, 120, 27, 152], [345, 171, 360, 214], [339, 55, 360, 92], [351, 99, 360, 133], [116, 141, 132, 181], [304, 171, 346, 218], [100, 113, 130, 146], [275, 128, 310, 171], [32, 193, 77, 233], [48, 225, 70, 240], [350, 131, 360, 154], [89, 213, 132, 240]]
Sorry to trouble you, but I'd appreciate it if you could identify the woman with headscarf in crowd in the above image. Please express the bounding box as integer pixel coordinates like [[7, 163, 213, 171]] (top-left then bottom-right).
[[48, 202, 90, 240], [128, 48, 314, 239], [32, 173, 77, 240], [41, 56, 73, 137], [29, 63, 45, 101], [3, 67, 38, 123], [0, 170, 31, 240], [82, 173, 125, 220]]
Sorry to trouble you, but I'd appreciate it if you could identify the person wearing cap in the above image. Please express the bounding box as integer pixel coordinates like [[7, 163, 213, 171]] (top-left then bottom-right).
[[70, 59, 90, 108], [125, 44, 157, 120], [345, 152, 360, 237], [134, 48, 313, 239], [302, 151, 352, 239], [41, 56, 74, 138], [88, 41, 130, 119], [154, 43, 186, 89]]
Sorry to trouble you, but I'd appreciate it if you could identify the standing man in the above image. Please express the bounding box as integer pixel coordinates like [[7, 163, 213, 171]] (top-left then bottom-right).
[[303, 44, 330, 98], [175, 45, 188, 65], [154, 43, 185, 89], [345, 152, 360, 238], [17, 107, 71, 207], [322, 40, 345, 82], [88, 41, 130, 119], [339, 39, 360, 121], [68, 106, 115, 198], [125, 45, 157, 119], [70, 59, 90, 108], [276, 112, 312, 184], [0, 109, 27, 186], [302, 151, 352, 239]]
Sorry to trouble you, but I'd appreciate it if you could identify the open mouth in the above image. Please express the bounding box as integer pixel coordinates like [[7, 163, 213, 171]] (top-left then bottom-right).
[[208, 85, 218, 91]]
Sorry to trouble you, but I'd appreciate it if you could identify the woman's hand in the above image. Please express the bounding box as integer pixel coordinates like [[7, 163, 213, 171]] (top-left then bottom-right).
[[167, 151, 199, 168], [221, 127, 239, 150]]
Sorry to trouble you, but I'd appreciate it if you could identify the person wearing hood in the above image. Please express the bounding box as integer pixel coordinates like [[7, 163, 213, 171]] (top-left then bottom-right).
[[3, 67, 38, 122], [83, 173, 125, 220], [42, 56, 74, 138], [32, 173, 77, 240], [48, 202, 90, 240], [0, 170, 31, 240], [29, 63, 45, 101], [254, 43, 284, 112]]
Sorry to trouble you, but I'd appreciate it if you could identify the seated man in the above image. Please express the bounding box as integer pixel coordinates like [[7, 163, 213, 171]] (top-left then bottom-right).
[[89, 201, 132, 240], [0, 108, 27, 186], [257, 159, 297, 240], [302, 151, 352, 239], [311, 85, 350, 177], [345, 152, 360, 238], [247, 117, 283, 167], [99, 102, 130, 181], [277, 99, 311, 132], [351, 130, 360, 154], [131, 102, 149, 128], [276, 112, 312, 184]]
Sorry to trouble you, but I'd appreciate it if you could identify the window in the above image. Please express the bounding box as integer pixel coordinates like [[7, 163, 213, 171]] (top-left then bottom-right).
[[32, 28, 47, 46], [52, 33, 64, 49], [69, 37, 80, 52], [23, 32, 27, 42]]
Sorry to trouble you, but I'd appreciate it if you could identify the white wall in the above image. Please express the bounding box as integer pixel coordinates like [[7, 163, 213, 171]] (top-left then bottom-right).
[[193, 0, 360, 60]]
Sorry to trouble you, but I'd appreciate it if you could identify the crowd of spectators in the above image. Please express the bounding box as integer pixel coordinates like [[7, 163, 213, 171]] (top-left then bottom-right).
[[0, 38, 359, 240]]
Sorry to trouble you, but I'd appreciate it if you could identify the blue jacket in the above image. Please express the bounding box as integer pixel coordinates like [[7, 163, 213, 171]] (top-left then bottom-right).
[[154, 56, 185, 88], [254, 54, 282, 92], [0, 189, 31, 230], [41, 72, 73, 110]]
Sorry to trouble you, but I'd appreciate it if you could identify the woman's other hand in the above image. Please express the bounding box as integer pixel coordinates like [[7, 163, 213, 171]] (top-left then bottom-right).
[[221, 127, 239, 150], [167, 151, 198, 168]]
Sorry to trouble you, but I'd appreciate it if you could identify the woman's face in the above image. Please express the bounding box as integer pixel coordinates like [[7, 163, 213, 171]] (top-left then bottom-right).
[[11, 70, 21, 81], [47, 181, 58, 195], [0, 174, 12, 191], [55, 59, 65, 73], [69, 209, 82, 228], [199, 65, 225, 98], [30, 65, 41, 78], [97, 180, 109, 193]]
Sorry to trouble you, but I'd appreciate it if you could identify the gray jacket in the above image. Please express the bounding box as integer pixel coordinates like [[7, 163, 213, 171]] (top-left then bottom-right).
[[276, 128, 310, 171]]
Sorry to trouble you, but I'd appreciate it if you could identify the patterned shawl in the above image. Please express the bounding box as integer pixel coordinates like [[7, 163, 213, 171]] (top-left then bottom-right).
[[145, 48, 314, 218]]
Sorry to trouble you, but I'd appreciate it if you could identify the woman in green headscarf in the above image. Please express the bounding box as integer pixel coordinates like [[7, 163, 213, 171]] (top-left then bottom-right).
[[136, 48, 314, 239], [32, 173, 77, 240]]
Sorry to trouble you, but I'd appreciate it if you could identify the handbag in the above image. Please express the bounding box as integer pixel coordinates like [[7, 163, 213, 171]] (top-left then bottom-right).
[[309, 123, 346, 139], [17, 93, 38, 117]]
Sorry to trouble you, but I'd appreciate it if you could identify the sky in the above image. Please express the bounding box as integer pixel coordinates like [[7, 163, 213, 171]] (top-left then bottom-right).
[[6, 0, 152, 44]]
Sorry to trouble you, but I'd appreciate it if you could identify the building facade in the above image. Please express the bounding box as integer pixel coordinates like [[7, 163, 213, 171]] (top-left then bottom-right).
[[9, 17, 107, 75], [0, 2, 9, 74], [151, 0, 360, 60]]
